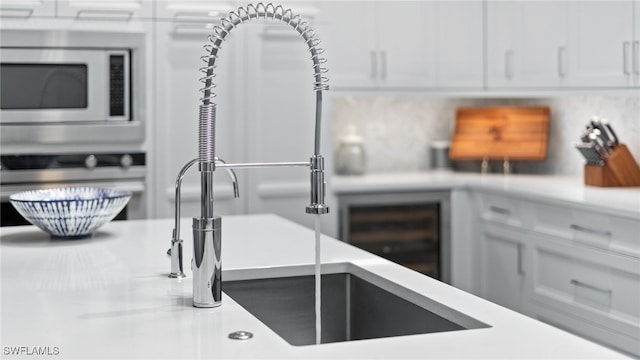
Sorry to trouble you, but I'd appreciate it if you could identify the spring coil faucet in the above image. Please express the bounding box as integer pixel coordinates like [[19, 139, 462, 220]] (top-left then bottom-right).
[[170, 2, 330, 308]]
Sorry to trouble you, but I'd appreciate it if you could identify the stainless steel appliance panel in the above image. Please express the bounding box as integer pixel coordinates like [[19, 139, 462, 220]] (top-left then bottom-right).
[[1, 48, 130, 123]]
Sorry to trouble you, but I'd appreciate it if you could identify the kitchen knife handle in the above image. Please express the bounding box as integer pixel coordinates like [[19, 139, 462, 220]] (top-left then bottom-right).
[[634, 41, 640, 75], [505, 50, 514, 79], [570, 224, 612, 237], [370, 50, 378, 80], [380, 51, 387, 81], [570, 279, 612, 294], [557, 46, 566, 78], [623, 42, 631, 75]]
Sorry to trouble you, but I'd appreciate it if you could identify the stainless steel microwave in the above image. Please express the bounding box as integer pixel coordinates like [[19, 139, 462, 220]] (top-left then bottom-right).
[[1, 48, 130, 124], [0, 29, 145, 146]]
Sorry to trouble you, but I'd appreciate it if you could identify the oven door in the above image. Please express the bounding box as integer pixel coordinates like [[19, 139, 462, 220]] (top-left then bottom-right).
[[0, 48, 129, 124], [0, 180, 146, 227]]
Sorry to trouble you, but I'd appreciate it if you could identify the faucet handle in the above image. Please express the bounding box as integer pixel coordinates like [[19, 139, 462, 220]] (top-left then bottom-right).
[[306, 154, 329, 215], [215, 157, 240, 198]]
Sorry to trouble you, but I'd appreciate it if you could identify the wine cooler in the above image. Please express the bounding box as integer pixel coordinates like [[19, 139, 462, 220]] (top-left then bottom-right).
[[338, 191, 450, 282]]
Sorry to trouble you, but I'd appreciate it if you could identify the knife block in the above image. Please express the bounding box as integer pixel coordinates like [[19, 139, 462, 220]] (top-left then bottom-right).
[[584, 144, 640, 187]]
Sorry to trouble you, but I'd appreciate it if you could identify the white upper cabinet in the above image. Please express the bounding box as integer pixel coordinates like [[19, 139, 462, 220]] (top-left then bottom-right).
[[315, 1, 376, 88], [487, 1, 570, 88], [154, 0, 234, 21], [633, 0, 640, 87], [57, 0, 153, 20], [0, 0, 56, 18], [568, 0, 635, 87], [487, 0, 636, 89], [433, 1, 484, 88], [376, 1, 436, 88], [636, 0, 640, 86], [317, 1, 482, 90]]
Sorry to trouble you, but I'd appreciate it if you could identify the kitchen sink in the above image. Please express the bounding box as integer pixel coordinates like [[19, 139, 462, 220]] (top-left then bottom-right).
[[223, 264, 489, 346]]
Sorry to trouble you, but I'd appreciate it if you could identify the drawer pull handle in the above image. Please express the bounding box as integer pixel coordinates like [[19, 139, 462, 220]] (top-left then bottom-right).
[[489, 205, 511, 215], [570, 224, 611, 237], [76, 10, 134, 21], [517, 243, 525, 276], [0, 7, 34, 18], [570, 279, 612, 294]]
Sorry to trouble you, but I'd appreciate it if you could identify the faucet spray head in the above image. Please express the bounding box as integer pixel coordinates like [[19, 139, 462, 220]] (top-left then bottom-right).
[[306, 154, 329, 215]]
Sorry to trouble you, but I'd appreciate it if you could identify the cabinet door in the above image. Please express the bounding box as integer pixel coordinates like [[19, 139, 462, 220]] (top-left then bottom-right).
[[57, 0, 153, 20], [434, 1, 483, 88], [154, 21, 242, 219], [315, 1, 376, 88], [244, 22, 321, 230], [377, 1, 435, 88], [487, 1, 569, 88], [154, 0, 234, 20], [635, 0, 640, 87], [568, 1, 634, 87], [480, 224, 528, 313]]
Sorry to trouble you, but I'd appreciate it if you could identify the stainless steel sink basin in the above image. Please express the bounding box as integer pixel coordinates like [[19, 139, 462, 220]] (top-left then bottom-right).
[[223, 264, 489, 346]]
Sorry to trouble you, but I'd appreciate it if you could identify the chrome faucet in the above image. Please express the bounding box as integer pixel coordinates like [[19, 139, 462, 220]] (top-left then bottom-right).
[[169, 158, 239, 279], [169, 2, 330, 308]]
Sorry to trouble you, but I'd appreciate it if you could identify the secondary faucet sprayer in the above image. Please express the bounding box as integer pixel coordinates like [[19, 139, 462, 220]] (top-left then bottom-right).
[[169, 2, 330, 308]]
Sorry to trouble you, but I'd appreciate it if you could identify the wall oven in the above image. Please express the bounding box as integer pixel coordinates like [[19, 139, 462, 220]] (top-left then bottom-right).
[[0, 28, 149, 220], [0, 152, 147, 226], [0, 29, 145, 145]]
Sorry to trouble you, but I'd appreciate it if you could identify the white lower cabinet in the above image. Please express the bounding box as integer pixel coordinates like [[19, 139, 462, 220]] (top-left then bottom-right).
[[472, 190, 640, 357], [479, 222, 529, 314], [530, 234, 640, 355]]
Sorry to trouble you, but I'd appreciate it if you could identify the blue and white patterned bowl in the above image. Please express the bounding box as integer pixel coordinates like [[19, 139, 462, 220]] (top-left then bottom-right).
[[9, 187, 132, 239]]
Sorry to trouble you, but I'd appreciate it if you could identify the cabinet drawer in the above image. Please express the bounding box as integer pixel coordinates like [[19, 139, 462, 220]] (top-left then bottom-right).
[[476, 192, 523, 227], [532, 303, 639, 357], [529, 201, 640, 258], [532, 240, 640, 339], [57, 0, 154, 20]]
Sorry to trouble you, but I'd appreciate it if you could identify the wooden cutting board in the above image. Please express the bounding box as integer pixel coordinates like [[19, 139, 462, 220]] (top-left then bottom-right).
[[449, 107, 550, 161]]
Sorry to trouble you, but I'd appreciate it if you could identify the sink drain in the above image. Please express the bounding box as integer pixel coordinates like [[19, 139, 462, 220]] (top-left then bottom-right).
[[228, 331, 253, 340]]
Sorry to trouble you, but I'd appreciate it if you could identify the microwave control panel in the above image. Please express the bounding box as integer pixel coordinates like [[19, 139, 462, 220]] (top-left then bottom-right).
[[109, 54, 126, 117]]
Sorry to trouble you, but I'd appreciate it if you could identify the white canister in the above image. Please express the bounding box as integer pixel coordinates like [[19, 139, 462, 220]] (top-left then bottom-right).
[[335, 126, 366, 175]]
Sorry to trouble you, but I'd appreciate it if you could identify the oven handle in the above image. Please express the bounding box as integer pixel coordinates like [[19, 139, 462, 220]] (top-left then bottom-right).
[[1, 181, 145, 201]]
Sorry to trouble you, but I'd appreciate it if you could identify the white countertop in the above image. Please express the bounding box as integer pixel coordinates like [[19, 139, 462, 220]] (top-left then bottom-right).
[[0, 215, 628, 359], [332, 172, 640, 219]]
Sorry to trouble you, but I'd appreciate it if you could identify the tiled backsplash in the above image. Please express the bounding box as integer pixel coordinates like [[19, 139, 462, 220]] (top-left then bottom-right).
[[332, 96, 640, 176]]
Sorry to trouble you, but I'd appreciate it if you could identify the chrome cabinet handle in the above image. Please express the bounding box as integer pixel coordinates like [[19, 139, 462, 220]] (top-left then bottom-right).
[[489, 205, 511, 215], [623, 42, 631, 75], [570, 279, 612, 294], [517, 243, 525, 276], [634, 41, 639, 75], [505, 50, 514, 79], [570, 224, 612, 237], [370, 50, 378, 80], [0, 7, 34, 18], [380, 51, 387, 80], [76, 9, 134, 21], [558, 46, 566, 78], [173, 24, 217, 35]]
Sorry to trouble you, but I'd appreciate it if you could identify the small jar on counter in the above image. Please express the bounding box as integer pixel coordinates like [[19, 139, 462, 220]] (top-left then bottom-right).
[[335, 126, 366, 175]]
